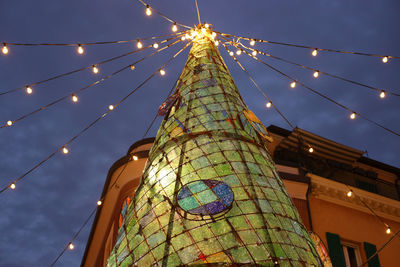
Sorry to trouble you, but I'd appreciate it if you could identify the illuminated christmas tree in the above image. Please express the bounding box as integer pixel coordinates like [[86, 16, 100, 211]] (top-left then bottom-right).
[[107, 27, 322, 266]]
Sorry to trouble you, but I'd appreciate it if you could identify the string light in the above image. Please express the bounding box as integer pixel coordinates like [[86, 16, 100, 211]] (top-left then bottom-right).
[[185, 33, 190, 39], [145, 5, 152, 16], [7, 120, 13, 126], [132, 155, 139, 161], [2, 43, 8, 54], [347, 189, 353, 197], [62, 146, 69, 154], [108, 105, 114, 110], [153, 43, 159, 49], [137, 40, 143, 49], [97, 200, 102, 206], [290, 81, 296, 88], [201, 28, 206, 34], [308, 147, 314, 153], [386, 227, 391, 234], [92, 65, 99, 74], [382, 56, 388, 63], [205, 23, 209, 29], [350, 112, 356, 120], [211, 32, 217, 38], [236, 49, 242, 55], [252, 50, 257, 56], [71, 94, 78, 103], [181, 36, 186, 41], [312, 49, 318, 57], [68, 243, 75, 250], [214, 40, 219, 46], [77, 45, 84, 55], [313, 71, 319, 78], [379, 91, 386, 99], [172, 23, 178, 32], [266, 102, 272, 108], [10, 183, 16, 190], [25, 86, 33, 94], [229, 51, 234, 56], [130, 65, 135, 71], [160, 69, 166, 76], [250, 39, 256, 46]]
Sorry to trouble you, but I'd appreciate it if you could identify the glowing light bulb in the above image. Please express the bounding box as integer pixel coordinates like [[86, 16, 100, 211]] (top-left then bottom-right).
[[160, 69, 166, 76], [236, 50, 242, 55], [62, 146, 69, 154], [172, 23, 178, 32], [10, 183, 16, 190], [145, 5, 151, 16], [252, 50, 257, 56], [266, 102, 272, 108], [386, 227, 391, 234], [92, 65, 99, 74], [201, 28, 206, 34], [72, 94, 78, 103], [68, 243, 75, 250], [130, 65, 135, 71], [7, 120, 13, 126], [214, 40, 219, 46], [250, 40, 256, 46], [347, 190, 353, 197], [137, 40, 143, 49], [205, 23, 209, 29], [153, 43, 159, 49], [211, 32, 217, 38], [350, 112, 356, 120], [97, 200, 102, 206], [312, 49, 318, 57], [313, 71, 319, 78], [309, 147, 314, 153], [26, 86, 33, 94], [229, 51, 234, 56], [290, 81, 296, 88], [108, 105, 114, 110], [77, 45, 84, 55], [181, 36, 186, 41], [185, 33, 190, 39], [379, 91, 386, 99], [2, 43, 8, 54], [132, 155, 139, 161], [382, 56, 388, 63]]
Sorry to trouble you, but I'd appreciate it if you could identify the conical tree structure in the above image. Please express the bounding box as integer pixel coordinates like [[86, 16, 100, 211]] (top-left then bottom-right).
[[107, 30, 322, 266]]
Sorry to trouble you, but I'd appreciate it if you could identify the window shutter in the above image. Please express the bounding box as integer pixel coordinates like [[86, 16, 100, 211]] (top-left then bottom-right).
[[326, 232, 346, 267], [363, 242, 381, 267]]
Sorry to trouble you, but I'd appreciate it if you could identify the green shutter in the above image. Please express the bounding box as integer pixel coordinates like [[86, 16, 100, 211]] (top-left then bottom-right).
[[364, 242, 381, 267], [326, 232, 346, 267]]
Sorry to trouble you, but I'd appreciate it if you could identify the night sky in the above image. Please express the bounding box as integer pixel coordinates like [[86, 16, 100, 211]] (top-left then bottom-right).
[[1, 0, 399, 266]]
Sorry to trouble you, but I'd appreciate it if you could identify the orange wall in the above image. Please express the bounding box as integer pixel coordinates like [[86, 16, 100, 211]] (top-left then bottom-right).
[[309, 196, 400, 266]]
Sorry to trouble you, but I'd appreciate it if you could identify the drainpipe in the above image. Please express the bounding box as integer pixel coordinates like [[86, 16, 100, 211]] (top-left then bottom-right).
[[306, 176, 314, 232]]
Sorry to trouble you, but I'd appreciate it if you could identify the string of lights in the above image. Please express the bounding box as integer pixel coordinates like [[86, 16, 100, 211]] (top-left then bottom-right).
[[137, 0, 192, 29], [0, 38, 192, 195], [48, 40, 194, 267], [237, 43, 400, 98], [0, 31, 187, 96], [2, 35, 186, 129], [225, 40, 400, 138], [217, 31, 400, 61]]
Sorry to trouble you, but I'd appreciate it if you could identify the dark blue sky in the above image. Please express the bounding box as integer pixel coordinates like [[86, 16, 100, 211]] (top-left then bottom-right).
[[0, 0, 399, 266]]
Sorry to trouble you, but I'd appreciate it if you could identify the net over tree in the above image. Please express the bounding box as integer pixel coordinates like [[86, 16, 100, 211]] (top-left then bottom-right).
[[107, 28, 323, 266]]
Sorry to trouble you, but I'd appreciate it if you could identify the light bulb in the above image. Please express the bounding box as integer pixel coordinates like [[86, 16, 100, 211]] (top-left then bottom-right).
[[312, 49, 318, 57], [379, 91, 386, 99], [201, 28, 206, 34], [229, 51, 234, 56], [68, 243, 75, 250], [290, 81, 296, 88], [252, 50, 257, 56], [137, 40, 143, 49], [7, 120, 13, 126], [132, 155, 139, 161], [266, 102, 272, 108], [62, 146, 69, 154], [72, 94, 78, 103], [172, 23, 178, 32], [2, 43, 8, 54], [347, 190, 353, 197], [211, 32, 217, 38], [108, 105, 114, 110], [386, 227, 391, 234], [181, 36, 186, 41], [10, 183, 16, 190], [313, 71, 319, 78], [205, 23, 209, 29], [160, 69, 166, 76], [145, 5, 151, 16], [250, 40, 256, 46], [309, 147, 314, 153], [97, 200, 102, 206], [130, 65, 135, 71], [236, 50, 242, 55], [153, 43, 159, 49], [214, 41, 219, 46], [92, 65, 99, 74], [350, 112, 356, 120], [26, 86, 33, 94], [185, 33, 190, 39], [382, 56, 388, 63], [77, 45, 84, 55]]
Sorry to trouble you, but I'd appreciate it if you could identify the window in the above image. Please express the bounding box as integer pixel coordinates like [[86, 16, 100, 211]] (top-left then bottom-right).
[[342, 243, 361, 267]]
